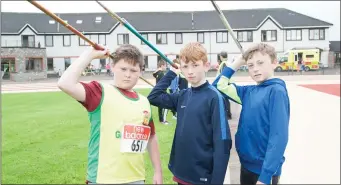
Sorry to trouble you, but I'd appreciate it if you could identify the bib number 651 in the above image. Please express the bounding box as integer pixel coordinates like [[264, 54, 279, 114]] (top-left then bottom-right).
[[131, 140, 143, 152]]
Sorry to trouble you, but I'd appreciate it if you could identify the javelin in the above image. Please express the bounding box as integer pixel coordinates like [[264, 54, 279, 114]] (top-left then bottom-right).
[[210, 0, 244, 54], [95, 0, 179, 69], [26, 0, 155, 87]]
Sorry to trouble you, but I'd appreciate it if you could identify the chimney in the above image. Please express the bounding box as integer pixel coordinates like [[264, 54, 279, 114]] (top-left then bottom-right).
[[191, 12, 194, 30]]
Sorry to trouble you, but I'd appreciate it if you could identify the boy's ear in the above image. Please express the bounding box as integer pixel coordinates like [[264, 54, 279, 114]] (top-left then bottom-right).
[[272, 59, 278, 65], [204, 61, 211, 71]]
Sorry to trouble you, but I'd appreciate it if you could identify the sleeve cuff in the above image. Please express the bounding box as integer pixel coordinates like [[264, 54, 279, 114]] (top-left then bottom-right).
[[258, 171, 272, 185], [221, 67, 235, 79]]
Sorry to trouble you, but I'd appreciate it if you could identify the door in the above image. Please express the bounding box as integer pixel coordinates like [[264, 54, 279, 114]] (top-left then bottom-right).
[[22, 35, 35, 47], [1, 58, 15, 79], [22, 35, 29, 47]]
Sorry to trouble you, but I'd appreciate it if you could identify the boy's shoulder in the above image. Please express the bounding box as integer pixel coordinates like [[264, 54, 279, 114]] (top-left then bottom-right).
[[269, 84, 288, 96], [207, 84, 227, 101]]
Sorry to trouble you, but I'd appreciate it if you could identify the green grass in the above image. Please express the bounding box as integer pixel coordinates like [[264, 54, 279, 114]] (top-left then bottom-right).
[[2, 89, 177, 184]]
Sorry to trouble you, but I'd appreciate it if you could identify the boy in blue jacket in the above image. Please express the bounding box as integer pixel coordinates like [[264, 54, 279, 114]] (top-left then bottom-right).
[[148, 42, 232, 185], [213, 43, 290, 185]]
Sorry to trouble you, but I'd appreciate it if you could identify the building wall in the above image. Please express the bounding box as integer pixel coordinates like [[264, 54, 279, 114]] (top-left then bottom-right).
[[1, 47, 47, 82], [1, 17, 333, 75]]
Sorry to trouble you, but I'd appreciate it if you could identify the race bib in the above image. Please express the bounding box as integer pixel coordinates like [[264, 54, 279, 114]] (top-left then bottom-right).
[[120, 124, 151, 153]]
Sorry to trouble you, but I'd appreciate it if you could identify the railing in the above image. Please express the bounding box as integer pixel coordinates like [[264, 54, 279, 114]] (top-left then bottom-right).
[[1, 40, 43, 48]]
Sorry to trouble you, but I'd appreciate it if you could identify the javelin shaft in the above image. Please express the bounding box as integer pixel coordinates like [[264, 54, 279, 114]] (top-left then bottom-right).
[[27, 0, 104, 51], [27, 0, 155, 87], [95, 0, 178, 69], [211, 0, 244, 54]]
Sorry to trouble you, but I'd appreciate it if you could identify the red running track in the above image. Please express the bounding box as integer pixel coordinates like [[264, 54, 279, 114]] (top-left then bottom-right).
[[298, 84, 340, 97]]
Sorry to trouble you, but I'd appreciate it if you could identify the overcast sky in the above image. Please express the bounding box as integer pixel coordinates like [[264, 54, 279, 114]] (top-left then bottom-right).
[[1, 1, 340, 41]]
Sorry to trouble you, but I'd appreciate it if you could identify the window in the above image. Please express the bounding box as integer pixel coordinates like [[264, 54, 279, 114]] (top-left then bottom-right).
[[141, 33, 148, 45], [261, 30, 277, 41], [216, 32, 228, 43], [90, 34, 98, 44], [99, 34, 106, 45], [45, 35, 53, 47], [156, 33, 167, 44], [197, 33, 204, 43], [100, 59, 106, 69], [237, 31, 253, 42], [306, 55, 314, 59], [286, 30, 302, 41], [21, 35, 35, 47], [95, 16, 102, 23], [79, 35, 90, 46], [63, 35, 71, 46], [144, 56, 149, 69], [25, 58, 43, 72], [76, 20, 82, 24], [309, 29, 325, 40], [64, 58, 71, 70], [175, 33, 183, 44], [47, 58, 54, 71], [117, 34, 129, 45], [279, 57, 288, 63], [157, 55, 162, 63]]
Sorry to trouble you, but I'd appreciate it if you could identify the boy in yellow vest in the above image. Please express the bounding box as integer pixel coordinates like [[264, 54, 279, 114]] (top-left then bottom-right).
[[57, 44, 162, 184], [217, 51, 229, 75], [216, 51, 232, 119]]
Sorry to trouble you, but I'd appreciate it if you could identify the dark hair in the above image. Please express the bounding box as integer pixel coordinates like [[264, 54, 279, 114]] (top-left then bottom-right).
[[157, 60, 166, 68], [111, 44, 144, 69], [220, 51, 228, 59]]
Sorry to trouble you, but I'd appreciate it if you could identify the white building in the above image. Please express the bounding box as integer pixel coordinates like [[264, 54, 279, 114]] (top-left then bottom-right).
[[1, 8, 334, 81]]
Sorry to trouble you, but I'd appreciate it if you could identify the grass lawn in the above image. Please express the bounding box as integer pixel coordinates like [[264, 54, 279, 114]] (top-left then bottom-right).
[[2, 89, 177, 184]]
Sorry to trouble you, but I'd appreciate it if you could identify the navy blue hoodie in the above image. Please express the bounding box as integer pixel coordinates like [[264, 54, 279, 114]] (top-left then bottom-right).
[[148, 70, 232, 184], [212, 67, 290, 184]]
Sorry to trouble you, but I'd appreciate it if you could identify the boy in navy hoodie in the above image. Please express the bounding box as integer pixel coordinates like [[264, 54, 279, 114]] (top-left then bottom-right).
[[148, 42, 232, 184], [213, 43, 290, 185]]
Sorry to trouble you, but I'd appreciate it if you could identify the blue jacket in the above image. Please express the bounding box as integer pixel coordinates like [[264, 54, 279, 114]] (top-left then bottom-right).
[[212, 67, 290, 184], [147, 71, 232, 184]]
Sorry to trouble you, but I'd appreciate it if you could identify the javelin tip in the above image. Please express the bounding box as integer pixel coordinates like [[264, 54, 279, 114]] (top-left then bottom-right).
[[210, 0, 220, 13]]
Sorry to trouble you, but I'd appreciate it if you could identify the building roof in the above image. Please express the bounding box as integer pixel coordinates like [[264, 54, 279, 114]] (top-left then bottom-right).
[[193, 8, 333, 30], [330, 41, 340, 52], [1, 8, 333, 35]]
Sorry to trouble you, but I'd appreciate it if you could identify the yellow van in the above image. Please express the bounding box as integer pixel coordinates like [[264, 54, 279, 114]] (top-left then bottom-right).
[[276, 48, 320, 72]]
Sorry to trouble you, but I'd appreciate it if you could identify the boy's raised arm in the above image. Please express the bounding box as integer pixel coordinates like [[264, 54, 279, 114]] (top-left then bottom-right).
[[57, 47, 109, 102], [212, 56, 249, 105], [147, 70, 179, 110], [210, 94, 232, 184]]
